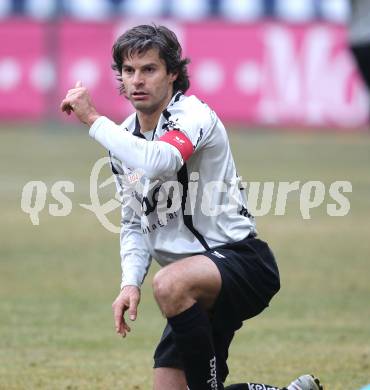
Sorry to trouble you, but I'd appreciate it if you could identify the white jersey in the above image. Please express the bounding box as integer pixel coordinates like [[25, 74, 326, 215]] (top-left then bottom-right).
[[89, 92, 256, 289]]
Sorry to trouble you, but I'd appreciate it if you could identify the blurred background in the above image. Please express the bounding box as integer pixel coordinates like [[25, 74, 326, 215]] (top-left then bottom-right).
[[1, 1, 370, 389], [0, 0, 369, 128]]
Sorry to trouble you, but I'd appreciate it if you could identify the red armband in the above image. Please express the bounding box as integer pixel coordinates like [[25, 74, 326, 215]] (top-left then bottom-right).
[[159, 130, 193, 161]]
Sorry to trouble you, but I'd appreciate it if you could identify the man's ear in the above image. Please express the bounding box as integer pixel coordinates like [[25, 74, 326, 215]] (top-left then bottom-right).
[[170, 72, 178, 84]]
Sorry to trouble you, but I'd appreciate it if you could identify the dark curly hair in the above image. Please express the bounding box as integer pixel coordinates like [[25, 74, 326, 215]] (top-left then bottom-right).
[[112, 24, 190, 95]]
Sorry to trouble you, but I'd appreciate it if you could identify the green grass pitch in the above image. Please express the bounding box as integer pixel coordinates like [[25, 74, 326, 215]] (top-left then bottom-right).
[[0, 124, 369, 389]]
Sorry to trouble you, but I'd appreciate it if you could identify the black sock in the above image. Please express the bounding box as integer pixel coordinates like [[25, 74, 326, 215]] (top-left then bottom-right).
[[225, 384, 280, 390], [168, 302, 223, 390]]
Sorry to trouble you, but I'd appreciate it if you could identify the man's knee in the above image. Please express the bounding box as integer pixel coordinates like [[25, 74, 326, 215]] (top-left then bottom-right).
[[152, 265, 192, 315], [153, 267, 179, 301], [153, 267, 174, 304]]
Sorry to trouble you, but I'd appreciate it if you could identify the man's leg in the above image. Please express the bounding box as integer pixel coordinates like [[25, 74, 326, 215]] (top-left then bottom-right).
[[152, 255, 284, 390], [152, 255, 222, 390], [151, 255, 320, 390], [153, 367, 187, 390], [153, 255, 221, 317]]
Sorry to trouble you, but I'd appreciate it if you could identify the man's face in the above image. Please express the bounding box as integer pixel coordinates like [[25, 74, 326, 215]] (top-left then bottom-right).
[[121, 48, 177, 115]]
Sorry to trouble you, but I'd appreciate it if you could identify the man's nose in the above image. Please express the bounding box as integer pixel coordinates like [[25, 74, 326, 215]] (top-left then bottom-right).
[[133, 71, 143, 86]]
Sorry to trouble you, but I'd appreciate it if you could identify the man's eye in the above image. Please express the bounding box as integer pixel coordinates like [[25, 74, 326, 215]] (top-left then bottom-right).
[[145, 67, 155, 73], [123, 68, 133, 74]]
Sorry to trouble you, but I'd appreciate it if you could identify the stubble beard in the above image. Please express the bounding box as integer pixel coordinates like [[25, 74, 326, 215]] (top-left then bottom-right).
[[133, 100, 159, 115], [131, 93, 167, 116]]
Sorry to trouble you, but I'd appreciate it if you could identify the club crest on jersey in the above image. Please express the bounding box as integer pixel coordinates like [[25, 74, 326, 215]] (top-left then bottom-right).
[[162, 118, 180, 132]]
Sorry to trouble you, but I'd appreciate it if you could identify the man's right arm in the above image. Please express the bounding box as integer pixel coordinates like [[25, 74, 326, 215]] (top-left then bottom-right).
[[111, 156, 152, 336]]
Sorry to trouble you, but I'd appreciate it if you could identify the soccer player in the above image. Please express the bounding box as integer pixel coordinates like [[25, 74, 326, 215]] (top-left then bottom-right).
[[61, 24, 322, 390]]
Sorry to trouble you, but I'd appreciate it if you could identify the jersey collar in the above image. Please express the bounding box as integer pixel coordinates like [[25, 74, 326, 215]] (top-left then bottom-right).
[[132, 91, 183, 139]]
